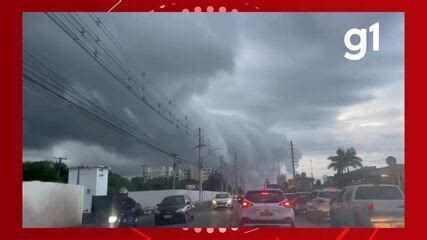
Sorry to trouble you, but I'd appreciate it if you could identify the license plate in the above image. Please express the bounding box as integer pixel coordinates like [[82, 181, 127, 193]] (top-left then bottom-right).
[[163, 215, 172, 219], [259, 210, 273, 216]]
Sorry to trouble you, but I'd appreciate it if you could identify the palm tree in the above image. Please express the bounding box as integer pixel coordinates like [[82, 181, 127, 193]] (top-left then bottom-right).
[[327, 148, 347, 175], [327, 147, 363, 175]]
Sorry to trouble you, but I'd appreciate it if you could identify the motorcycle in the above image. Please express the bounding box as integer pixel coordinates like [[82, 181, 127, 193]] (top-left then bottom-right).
[[108, 207, 141, 227]]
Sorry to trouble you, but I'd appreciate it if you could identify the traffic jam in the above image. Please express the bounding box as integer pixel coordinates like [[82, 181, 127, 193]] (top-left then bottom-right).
[[103, 184, 404, 228]]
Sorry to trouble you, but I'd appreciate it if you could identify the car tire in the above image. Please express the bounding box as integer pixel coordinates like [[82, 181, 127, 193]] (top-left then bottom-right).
[[330, 215, 340, 227], [183, 213, 188, 224], [312, 211, 320, 222]]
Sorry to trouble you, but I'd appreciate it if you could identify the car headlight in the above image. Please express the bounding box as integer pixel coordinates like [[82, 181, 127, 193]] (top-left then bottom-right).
[[212, 200, 217, 204], [176, 207, 186, 213], [227, 199, 232, 204], [108, 215, 118, 223]]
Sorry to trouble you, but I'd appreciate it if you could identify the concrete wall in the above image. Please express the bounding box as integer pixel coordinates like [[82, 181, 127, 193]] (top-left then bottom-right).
[[129, 190, 224, 209], [23, 181, 84, 228]]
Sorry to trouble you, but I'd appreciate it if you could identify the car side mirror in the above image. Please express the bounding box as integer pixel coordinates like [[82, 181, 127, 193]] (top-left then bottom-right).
[[186, 201, 191, 205]]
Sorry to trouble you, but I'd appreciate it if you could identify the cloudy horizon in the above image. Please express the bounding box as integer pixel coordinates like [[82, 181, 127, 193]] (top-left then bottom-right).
[[23, 13, 404, 188]]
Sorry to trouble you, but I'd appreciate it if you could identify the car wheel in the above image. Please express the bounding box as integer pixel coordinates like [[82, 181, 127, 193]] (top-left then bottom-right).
[[330, 215, 340, 227], [183, 213, 188, 224], [312, 211, 320, 222], [353, 213, 369, 227]]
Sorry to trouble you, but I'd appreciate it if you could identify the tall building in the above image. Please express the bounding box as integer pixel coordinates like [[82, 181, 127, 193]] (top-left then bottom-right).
[[189, 165, 213, 181], [142, 166, 152, 181], [201, 168, 214, 182], [151, 166, 174, 179]]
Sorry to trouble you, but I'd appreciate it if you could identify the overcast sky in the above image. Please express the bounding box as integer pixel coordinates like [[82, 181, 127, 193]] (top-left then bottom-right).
[[23, 13, 404, 189]]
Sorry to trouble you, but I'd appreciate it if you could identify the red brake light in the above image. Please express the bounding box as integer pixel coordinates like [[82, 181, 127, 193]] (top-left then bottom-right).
[[368, 202, 375, 215], [242, 199, 254, 208], [260, 192, 269, 196], [279, 199, 292, 208], [293, 197, 299, 205]]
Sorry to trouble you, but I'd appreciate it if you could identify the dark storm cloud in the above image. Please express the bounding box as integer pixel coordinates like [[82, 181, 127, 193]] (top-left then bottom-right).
[[23, 13, 403, 186]]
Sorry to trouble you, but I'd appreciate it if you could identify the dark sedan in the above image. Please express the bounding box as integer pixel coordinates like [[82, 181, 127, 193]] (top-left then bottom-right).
[[154, 195, 195, 225]]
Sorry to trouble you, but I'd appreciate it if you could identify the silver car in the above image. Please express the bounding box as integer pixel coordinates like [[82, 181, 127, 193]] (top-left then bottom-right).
[[212, 193, 233, 209], [330, 184, 404, 228], [305, 188, 341, 221], [239, 189, 295, 228]]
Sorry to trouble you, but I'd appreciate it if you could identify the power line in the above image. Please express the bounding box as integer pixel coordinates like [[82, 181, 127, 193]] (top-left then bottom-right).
[[24, 50, 195, 166], [45, 12, 195, 138], [43, 12, 224, 168]]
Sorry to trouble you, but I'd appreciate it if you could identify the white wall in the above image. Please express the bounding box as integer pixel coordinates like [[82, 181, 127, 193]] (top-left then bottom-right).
[[23, 181, 84, 228], [129, 190, 224, 209]]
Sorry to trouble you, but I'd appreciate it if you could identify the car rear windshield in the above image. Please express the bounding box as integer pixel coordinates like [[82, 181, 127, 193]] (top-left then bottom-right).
[[319, 191, 340, 199], [246, 191, 285, 203], [215, 193, 230, 198], [296, 193, 310, 198], [160, 196, 185, 205], [355, 186, 403, 200]]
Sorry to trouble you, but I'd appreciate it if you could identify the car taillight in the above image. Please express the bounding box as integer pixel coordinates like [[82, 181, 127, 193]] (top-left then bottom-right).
[[242, 199, 253, 208], [279, 199, 292, 208], [293, 197, 299, 205], [260, 192, 269, 196], [368, 202, 375, 215]]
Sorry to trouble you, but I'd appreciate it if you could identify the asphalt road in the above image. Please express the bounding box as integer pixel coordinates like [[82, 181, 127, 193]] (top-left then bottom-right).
[[135, 202, 330, 228]]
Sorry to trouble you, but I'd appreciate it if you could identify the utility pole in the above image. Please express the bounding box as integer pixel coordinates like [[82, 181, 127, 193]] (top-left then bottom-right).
[[234, 152, 238, 194], [171, 153, 180, 190], [310, 159, 314, 178], [224, 161, 228, 193], [194, 128, 205, 202], [290, 141, 295, 179], [54, 157, 67, 179], [220, 155, 224, 192], [141, 164, 148, 182]]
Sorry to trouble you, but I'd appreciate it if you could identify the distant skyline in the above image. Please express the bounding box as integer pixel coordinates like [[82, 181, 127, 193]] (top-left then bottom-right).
[[23, 13, 404, 188]]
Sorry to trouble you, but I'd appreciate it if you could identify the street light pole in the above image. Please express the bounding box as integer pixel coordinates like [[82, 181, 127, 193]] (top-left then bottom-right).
[[172, 153, 180, 190], [290, 141, 295, 179], [220, 155, 224, 192]]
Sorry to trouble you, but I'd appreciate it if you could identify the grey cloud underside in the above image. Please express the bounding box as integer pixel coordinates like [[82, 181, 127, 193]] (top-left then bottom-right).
[[23, 13, 403, 186]]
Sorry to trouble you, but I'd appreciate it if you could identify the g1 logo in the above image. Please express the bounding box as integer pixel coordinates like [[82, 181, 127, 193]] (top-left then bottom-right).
[[344, 22, 379, 60]]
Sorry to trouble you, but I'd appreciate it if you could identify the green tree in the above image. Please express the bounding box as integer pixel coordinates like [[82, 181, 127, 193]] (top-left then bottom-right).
[[327, 147, 363, 175], [314, 179, 322, 189], [23, 161, 68, 183], [107, 171, 131, 196], [203, 172, 223, 191]]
